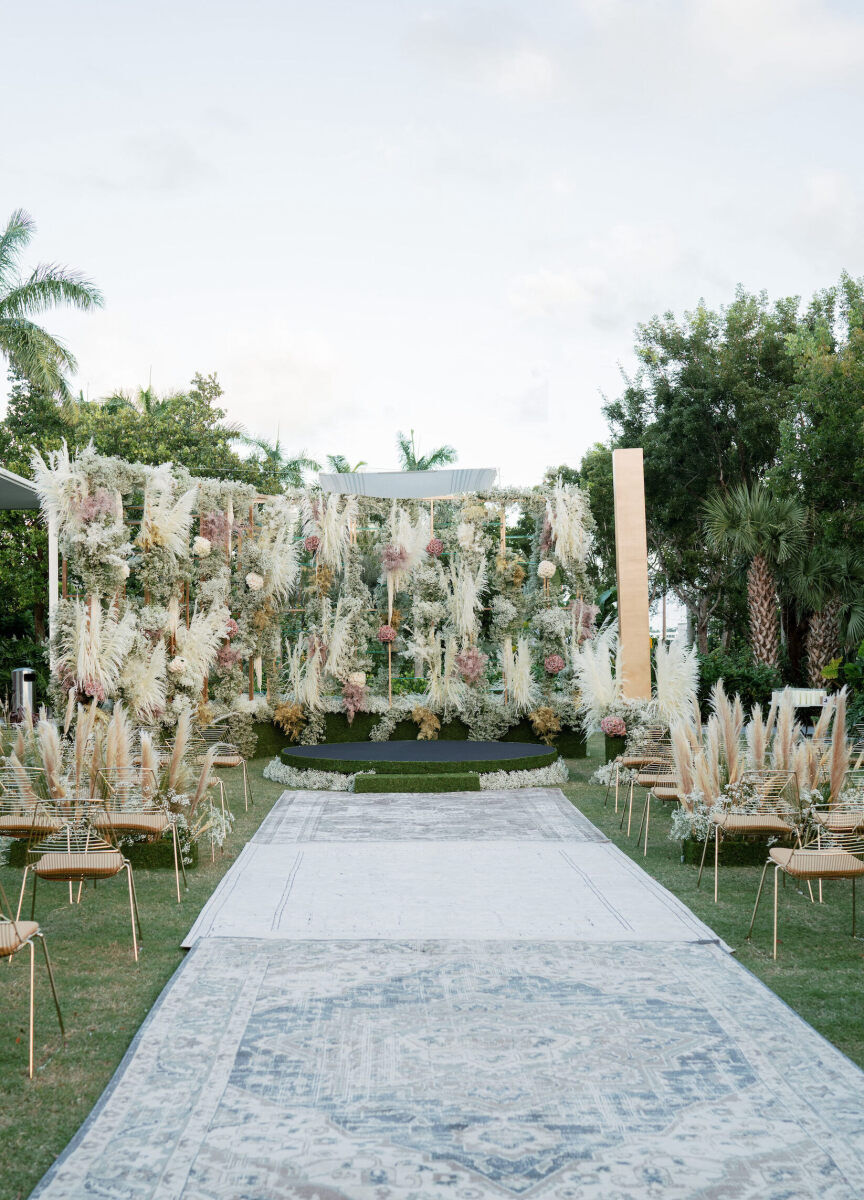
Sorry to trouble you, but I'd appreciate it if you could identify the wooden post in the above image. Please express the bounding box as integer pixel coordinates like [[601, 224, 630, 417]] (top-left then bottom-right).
[[248, 658, 254, 701], [61, 556, 67, 599], [612, 448, 652, 699]]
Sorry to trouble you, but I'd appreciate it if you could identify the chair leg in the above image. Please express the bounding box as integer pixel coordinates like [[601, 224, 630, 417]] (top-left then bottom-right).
[[36, 933, 65, 1041], [853, 877, 857, 939], [242, 760, 250, 811], [626, 784, 635, 837], [714, 826, 721, 904], [170, 824, 182, 904], [697, 827, 711, 888], [125, 865, 140, 962], [773, 865, 780, 960], [635, 790, 649, 846], [28, 939, 35, 1079], [746, 859, 771, 940], [16, 865, 31, 922], [643, 792, 651, 857]]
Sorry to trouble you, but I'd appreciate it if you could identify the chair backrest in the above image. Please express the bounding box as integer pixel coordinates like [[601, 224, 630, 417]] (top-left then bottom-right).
[[0, 764, 49, 804], [29, 818, 117, 859], [97, 766, 159, 806], [740, 769, 800, 813]]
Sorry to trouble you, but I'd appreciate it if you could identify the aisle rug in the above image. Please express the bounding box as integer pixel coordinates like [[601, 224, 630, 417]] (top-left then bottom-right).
[[34, 938, 864, 1200]]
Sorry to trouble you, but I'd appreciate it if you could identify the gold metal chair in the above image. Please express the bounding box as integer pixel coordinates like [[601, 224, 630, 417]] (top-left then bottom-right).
[[88, 766, 187, 904], [620, 739, 672, 837], [605, 725, 667, 814], [199, 723, 252, 812], [634, 759, 681, 857], [18, 819, 142, 961], [747, 829, 864, 958], [0, 771, 62, 849], [0, 880, 64, 1078], [698, 770, 801, 902]]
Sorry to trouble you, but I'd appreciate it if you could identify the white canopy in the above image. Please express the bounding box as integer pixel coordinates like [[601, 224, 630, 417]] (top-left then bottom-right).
[[0, 465, 39, 510], [318, 468, 497, 499]]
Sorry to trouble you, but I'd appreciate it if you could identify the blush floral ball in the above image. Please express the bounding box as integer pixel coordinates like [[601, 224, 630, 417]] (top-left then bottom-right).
[[192, 535, 212, 558], [537, 559, 557, 581], [377, 624, 397, 644], [168, 655, 188, 676], [225, 617, 239, 639], [347, 670, 367, 687], [600, 715, 627, 738], [426, 537, 444, 557], [544, 653, 566, 675], [304, 535, 321, 553], [245, 571, 265, 591]]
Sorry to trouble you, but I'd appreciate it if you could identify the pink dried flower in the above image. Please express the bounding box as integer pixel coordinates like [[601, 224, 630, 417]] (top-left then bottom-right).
[[600, 715, 627, 737], [454, 645, 488, 686], [225, 617, 239, 639], [342, 679, 366, 725], [78, 488, 116, 523], [381, 543, 409, 573], [377, 624, 396, 644], [544, 653, 566, 675], [82, 678, 107, 702], [200, 511, 233, 543], [304, 535, 320, 554], [216, 644, 240, 672], [426, 537, 444, 557]]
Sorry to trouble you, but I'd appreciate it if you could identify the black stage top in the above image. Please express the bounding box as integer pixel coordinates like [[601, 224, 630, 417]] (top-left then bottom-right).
[[281, 740, 556, 775]]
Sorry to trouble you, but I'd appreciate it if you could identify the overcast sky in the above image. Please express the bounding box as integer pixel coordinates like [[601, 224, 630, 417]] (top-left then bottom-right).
[[4, 0, 864, 484]]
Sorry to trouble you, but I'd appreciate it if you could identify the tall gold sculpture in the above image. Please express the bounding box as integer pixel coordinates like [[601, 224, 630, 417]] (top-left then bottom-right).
[[612, 448, 651, 699]]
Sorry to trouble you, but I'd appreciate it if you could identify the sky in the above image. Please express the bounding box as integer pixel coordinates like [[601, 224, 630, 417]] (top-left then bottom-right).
[[4, 0, 864, 485]]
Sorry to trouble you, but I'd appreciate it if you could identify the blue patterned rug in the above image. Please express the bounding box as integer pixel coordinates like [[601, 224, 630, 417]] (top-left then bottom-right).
[[33, 938, 864, 1199]]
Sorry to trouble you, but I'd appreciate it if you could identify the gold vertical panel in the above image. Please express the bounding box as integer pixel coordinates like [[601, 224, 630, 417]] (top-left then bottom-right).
[[612, 448, 652, 699]]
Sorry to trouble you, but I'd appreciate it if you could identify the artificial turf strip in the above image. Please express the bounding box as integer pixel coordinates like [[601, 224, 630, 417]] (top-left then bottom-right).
[[280, 747, 557, 775], [353, 772, 482, 792]]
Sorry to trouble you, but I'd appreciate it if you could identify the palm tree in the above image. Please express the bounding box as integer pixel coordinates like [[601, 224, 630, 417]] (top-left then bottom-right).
[[238, 433, 320, 487], [703, 482, 807, 667], [396, 429, 457, 471], [326, 454, 367, 473], [0, 209, 103, 396], [787, 546, 864, 685]]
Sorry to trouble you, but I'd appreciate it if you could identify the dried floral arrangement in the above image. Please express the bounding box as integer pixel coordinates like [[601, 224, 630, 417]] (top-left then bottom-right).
[[35, 447, 596, 749]]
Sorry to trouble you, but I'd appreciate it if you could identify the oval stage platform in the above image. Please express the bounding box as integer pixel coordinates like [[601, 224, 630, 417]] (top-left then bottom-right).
[[281, 740, 557, 776]]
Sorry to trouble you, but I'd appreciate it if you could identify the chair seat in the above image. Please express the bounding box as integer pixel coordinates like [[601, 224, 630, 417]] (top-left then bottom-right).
[[637, 772, 675, 788], [653, 786, 680, 801], [621, 754, 659, 768], [812, 810, 864, 833], [713, 811, 793, 835], [0, 815, 61, 837], [91, 812, 169, 834], [0, 920, 39, 956], [770, 846, 864, 879], [33, 851, 125, 880], [214, 755, 243, 767]]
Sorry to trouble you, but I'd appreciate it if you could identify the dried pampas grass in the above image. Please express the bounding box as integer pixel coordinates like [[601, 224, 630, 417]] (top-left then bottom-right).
[[572, 623, 618, 729], [447, 557, 487, 643], [671, 721, 696, 800], [120, 641, 167, 722], [138, 466, 197, 557], [139, 732, 158, 801], [36, 719, 66, 800], [771, 690, 799, 772], [167, 709, 192, 794], [545, 479, 590, 569], [830, 687, 851, 802], [653, 639, 699, 725], [63, 596, 137, 701], [189, 746, 218, 816]]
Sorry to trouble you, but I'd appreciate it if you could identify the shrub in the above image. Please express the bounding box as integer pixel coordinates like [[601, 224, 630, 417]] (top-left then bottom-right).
[[697, 647, 782, 712]]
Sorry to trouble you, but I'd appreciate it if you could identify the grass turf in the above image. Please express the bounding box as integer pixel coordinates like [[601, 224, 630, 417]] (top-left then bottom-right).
[[353, 772, 482, 792], [560, 739, 864, 1071], [4, 743, 864, 1199], [0, 757, 286, 1200]]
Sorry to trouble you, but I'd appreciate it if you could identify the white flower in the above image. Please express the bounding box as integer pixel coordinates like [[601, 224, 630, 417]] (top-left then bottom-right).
[[245, 571, 265, 591], [537, 559, 556, 580], [120, 562, 131, 579], [193, 536, 212, 558], [168, 655, 187, 675], [347, 671, 367, 687]]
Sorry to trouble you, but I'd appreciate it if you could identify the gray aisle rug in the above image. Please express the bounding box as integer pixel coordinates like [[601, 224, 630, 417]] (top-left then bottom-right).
[[182, 790, 724, 947], [33, 937, 864, 1200]]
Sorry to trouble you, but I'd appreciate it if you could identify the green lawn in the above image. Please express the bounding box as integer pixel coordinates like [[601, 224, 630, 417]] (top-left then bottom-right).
[[561, 741, 864, 1069], [0, 758, 286, 1200], [3, 746, 864, 1199]]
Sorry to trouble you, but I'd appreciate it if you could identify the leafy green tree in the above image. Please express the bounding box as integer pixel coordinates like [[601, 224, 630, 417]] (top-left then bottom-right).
[[326, 454, 367, 473], [396, 430, 457, 471], [0, 209, 103, 395], [237, 431, 320, 488], [604, 287, 802, 648], [785, 544, 864, 685], [703, 482, 807, 667]]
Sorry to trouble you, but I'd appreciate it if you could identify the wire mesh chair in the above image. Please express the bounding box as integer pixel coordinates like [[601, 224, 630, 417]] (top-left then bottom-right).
[[746, 827, 864, 958], [0, 879, 64, 1078], [198, 722, 252, 812], [0, 765, 62, 849], [620, 739, 672, 837], [604, 725, 667, 814], [633, 758, 681, 857], [17, 818, 142, 961], [698, 769, 802, 902], [87, 766, 187, 903]]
